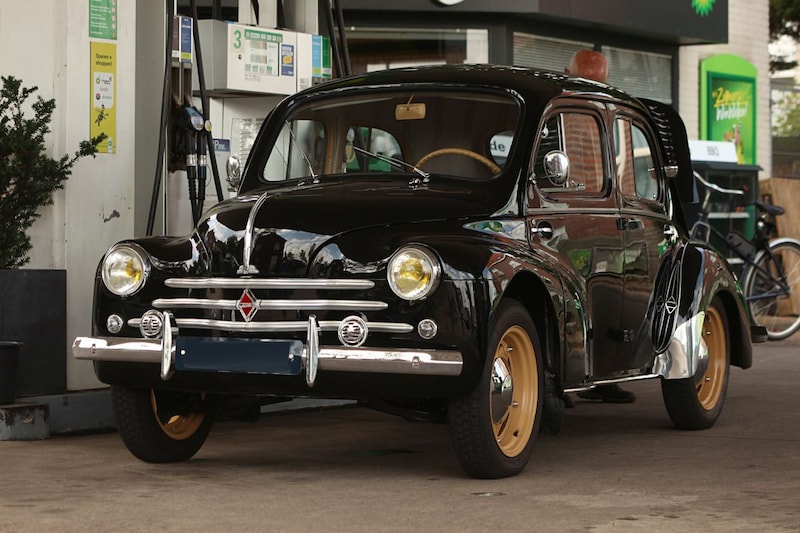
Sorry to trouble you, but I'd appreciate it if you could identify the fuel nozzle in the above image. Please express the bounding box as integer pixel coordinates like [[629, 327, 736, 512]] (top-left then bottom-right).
[[175, 106, 207, 225]]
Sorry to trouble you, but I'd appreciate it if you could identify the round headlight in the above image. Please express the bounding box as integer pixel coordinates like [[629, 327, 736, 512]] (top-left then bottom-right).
[[387, 245, 441, 301], [101, 244, 149, 297]]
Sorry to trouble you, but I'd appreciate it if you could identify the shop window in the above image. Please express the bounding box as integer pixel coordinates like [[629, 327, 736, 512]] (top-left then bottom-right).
[[346, 27, 488, 74], [176, 0, 238, 20]]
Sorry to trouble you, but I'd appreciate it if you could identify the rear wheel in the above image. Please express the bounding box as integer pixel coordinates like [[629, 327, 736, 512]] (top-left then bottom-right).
[[448, 299, 544, 479], [743, 240, 800, 340], [111, 385, 216, 463], [661, 297, 729, 430]]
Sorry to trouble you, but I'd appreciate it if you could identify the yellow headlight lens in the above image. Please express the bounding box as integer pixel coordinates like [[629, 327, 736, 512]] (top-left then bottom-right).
[[101, 245, 149, 297], [387, 246, 440, 301]]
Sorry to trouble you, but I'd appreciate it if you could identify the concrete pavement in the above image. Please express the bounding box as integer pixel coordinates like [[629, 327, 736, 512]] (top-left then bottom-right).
[[1, 335, 799, 532]]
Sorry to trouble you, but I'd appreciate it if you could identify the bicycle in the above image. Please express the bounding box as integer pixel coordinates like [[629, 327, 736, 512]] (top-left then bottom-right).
[[690, 172, 800, 340]]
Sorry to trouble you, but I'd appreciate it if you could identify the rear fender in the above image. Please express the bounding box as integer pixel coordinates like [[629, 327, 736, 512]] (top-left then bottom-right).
[[651, 243, 752, 380]]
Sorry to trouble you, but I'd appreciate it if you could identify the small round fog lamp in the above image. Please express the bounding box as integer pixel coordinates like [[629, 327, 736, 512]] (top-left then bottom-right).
[[106, 314, 124, 334], [418, 319, 438, 339]]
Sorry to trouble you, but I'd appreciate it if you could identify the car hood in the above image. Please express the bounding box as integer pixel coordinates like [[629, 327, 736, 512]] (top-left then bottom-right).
[[195, 176, 509, 276]]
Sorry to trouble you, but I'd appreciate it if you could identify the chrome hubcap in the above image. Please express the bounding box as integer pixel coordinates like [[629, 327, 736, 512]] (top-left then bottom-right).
[[490, 358, 514, 424]]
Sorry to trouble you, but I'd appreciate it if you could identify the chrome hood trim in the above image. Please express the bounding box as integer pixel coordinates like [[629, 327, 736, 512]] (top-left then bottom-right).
[[237, 191, 271, 275]]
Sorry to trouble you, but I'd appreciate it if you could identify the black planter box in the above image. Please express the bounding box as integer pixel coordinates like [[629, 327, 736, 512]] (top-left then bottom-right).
[[0, 270, 67, 396]]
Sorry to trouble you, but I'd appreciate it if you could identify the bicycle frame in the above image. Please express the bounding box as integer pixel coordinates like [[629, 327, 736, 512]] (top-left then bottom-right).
[[689, 176, 792, 303]]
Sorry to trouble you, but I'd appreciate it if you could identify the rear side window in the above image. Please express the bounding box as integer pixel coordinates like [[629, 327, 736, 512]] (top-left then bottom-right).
[[614, 118, 660, 202]]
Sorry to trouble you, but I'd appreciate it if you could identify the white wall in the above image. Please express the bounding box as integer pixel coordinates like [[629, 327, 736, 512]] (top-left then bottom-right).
[[1, 1, 63, 269], [679, 0, 772, 176], [0, 0, 138, 389]]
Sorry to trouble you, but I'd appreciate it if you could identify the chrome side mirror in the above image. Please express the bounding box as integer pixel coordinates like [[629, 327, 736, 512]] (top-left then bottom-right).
[[543, 150, 570, 186], [226, 156, 241, 190]]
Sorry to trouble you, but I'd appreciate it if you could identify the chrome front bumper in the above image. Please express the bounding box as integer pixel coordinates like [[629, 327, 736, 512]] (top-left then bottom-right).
[[72, 336, 463, 386]]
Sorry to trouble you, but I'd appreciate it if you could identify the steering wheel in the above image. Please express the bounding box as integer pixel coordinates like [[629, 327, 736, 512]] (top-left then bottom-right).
[[416, 148, 501, 175]]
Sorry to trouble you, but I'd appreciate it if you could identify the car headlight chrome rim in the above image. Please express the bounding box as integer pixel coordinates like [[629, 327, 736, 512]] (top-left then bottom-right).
[[101, 244, 150, 297], [387, 245, 441, 301]]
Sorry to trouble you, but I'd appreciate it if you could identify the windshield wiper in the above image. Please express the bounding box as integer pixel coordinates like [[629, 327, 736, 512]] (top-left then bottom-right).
[[352, 146, 430, 180], [286, 121, 318, 181]]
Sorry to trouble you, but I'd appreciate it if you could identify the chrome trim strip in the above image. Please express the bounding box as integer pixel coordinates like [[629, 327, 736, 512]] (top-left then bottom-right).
[[238, 191, 271, 275], [563, 373, 660, 393], [72, 336, 463, 377], [152, 298, 238, 310], [164, 278, 375, 290], [128, 318, 413, 334], [152, 298, 387, 311]]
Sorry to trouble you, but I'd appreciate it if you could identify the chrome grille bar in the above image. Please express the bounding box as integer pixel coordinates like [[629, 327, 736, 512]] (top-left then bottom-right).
[[128, 317, 413, 334], [164, 278, 375, 290], [152, 298, 387, 311]]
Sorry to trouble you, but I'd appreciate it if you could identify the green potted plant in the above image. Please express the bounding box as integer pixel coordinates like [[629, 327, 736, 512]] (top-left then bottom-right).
[[0, 75, 104, 403]]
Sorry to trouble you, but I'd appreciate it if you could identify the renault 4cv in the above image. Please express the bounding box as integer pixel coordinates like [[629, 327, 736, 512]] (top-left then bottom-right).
[[73, 65, 765, 479]]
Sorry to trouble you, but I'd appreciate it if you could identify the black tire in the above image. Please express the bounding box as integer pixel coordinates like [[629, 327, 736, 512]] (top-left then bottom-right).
[[111, 385, 216, 463], [661, 296, 730, 430], [448, 299, 544, 479], [742, 240, 800, 340]]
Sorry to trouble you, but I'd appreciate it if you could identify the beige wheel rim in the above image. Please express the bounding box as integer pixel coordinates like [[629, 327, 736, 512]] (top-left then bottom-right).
[[150, 390, 205, 441], [697, 307, 726, 410], [489, 325, 538, 457]]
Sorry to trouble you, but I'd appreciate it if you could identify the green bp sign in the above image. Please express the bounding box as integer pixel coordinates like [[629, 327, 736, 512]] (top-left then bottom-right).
[[692, 0, 717, 17]]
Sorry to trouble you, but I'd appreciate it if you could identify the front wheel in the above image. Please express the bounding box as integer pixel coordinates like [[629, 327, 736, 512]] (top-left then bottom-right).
[[661, 297, 730, 430], [742, 240, 800, 340], [448, 299, 544, 479], [111, 386, 216, 463]]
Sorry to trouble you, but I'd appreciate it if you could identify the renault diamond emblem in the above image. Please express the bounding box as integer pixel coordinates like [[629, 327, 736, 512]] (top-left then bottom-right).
[[236, 288, 259, 322]]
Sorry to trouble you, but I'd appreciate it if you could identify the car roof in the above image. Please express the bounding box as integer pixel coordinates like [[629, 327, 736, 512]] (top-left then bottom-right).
[[298, 64, 639, 110]]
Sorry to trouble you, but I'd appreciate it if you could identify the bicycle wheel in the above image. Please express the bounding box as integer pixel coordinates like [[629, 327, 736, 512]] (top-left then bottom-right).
[[742, 239, 800, 340]]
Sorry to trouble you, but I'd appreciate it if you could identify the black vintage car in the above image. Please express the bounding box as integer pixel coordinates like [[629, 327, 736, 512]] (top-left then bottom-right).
[[74, 65, 764, 479]]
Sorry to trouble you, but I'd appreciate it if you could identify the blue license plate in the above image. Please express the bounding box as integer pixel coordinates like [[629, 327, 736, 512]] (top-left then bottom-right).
[[174, 337, 304, 375]]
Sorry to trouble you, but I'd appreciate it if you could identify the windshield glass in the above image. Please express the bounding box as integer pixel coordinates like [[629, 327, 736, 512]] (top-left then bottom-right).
[[259, 90, 521, 183]]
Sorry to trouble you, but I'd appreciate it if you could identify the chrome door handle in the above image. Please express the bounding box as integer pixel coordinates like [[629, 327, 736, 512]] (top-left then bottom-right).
[[663, 224, 678, 243], [531, 221, 554, 240]]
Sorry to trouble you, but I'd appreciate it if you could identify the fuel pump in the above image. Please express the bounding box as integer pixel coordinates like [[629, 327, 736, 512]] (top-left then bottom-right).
[[145, 0, 343, 236], [145, 0, 224, 236]]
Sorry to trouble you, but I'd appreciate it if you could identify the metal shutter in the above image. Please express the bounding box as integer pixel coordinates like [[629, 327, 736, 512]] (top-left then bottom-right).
[[603, 46, 672, 104], [513, 33, 593, 72]]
